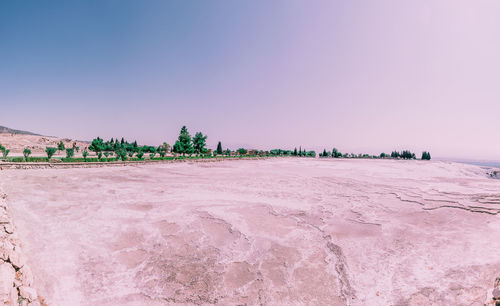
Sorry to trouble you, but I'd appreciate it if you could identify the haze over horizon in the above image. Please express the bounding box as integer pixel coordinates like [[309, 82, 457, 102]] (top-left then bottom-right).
[[2, 1, 500, 160]]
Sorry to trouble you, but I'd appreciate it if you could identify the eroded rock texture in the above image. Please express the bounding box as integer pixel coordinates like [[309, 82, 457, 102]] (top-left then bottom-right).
[[1, 159, 499, 305], [0, 192, 40, 305]]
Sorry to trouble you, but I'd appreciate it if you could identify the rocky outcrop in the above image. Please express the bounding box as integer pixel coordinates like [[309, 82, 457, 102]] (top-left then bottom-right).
[[485, 277, 500, 305], [0, 192, 40, 305]]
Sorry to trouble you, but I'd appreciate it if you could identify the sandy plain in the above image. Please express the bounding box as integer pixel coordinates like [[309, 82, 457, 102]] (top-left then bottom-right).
[[0, 158, 499, 305]]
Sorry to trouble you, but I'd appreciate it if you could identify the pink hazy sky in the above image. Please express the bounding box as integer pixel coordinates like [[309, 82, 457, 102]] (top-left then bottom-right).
[[1, 0, 500, 160]]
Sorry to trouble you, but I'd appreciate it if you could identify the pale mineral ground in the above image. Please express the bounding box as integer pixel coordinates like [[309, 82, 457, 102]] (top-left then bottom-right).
[[0, 158, 499, 305]]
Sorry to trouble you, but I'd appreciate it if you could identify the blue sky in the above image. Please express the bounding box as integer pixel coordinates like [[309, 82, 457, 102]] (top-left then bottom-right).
[[1, 1, 500, 159]]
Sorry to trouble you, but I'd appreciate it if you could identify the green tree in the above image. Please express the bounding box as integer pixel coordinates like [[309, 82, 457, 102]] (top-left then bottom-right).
[[149, 147, 157, 159], [421, 151, 431, 160], [293, 147, 298, 156], [89, 137, 104, 155], [157, 146, 166, 157], [192, 132, 208, 155], [136, 150, 144, 159], [82, 149, 88, 161], [172, 126, 193, 156], [45, 147, 57, 160], [237, 148, 247, 155], [332, 148, 339, 158], [216, 141, 223, 155], [0, 145, 9, 158], [225, 149, 231, 156], [66, 148, 74, 159], [115, 149, 127, 161], [57, 141, 65, 151], [23, 148, 31, 161], [162, 142, 171, 153]]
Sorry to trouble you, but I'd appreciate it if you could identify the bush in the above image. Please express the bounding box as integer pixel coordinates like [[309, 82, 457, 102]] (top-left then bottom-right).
[[26, 156, 48, 162], [0, 145, 9, 159], [23, 148, 31, 161], [57, 141, 65, 151], [46, 147, 57, 160], [66, 148, 74, 158], [116, 150, 127, 161]]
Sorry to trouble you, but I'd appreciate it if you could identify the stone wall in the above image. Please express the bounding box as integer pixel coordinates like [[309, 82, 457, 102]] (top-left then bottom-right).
[[0, 156, 271, 170]]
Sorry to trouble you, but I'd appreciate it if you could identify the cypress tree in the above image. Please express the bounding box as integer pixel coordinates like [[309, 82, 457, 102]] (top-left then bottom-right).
[[216, 141, 223, 155]]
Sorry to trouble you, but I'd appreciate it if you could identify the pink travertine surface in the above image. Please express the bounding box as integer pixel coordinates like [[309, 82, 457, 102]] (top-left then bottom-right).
[[1, 159, 499, 305]]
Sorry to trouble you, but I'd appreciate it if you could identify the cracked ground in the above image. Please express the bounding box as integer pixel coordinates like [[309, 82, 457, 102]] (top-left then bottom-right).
[[1, 158, 499, 305]]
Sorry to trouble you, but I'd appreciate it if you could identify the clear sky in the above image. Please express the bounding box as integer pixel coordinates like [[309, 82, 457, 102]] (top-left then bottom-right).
[[1, 1, 500, 159]]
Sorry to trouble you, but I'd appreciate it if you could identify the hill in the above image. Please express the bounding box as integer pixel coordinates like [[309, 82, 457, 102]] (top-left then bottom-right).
[[0, 125, 41, 136], [0, 126, 88, 156]]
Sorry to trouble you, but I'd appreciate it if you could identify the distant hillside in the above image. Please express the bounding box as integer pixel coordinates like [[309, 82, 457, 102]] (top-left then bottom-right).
[[0, 125, 41, 136]]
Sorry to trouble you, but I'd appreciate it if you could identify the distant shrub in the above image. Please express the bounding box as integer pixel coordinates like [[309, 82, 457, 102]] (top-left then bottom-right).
[[82, 149, 88, 161], [57, 141, 65, 151], [157, 145, 166, 157], [0, 145, 9, 159], [66, 148, 74, 158], [421, 151, 431, 160], [23, 148, 31, 161], [392, 150, 416, 159], [45, 147, 57, 160], [116, 150, 127, 161], [332, 148, 342, 158]]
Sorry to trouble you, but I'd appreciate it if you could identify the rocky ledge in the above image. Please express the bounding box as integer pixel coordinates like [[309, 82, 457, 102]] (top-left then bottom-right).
[[0, 192, 40, 306]]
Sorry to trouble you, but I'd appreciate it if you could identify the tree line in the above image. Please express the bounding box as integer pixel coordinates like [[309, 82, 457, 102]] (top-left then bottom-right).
[[1, 126, 432, 162], [317, 148, 431, 160]]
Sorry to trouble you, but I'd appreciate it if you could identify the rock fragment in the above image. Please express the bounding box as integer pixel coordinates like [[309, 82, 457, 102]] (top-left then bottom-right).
[[0, 262, 15, 301], [19, 286, 37, 302]]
